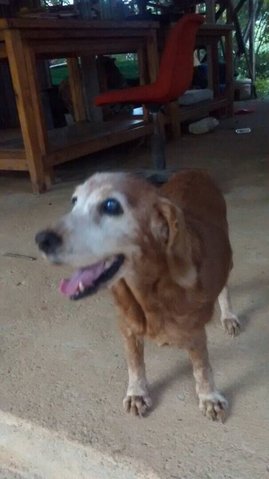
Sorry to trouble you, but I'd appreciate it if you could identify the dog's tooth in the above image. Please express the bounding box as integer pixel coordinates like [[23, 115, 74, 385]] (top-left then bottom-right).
[[78, 281, 85, 292], [105, 257, 114, 269]]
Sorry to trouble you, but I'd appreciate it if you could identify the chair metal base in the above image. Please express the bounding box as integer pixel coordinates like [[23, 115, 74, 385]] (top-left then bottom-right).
[[150, 109, 166, 171], [135, 168, 177, 186], [134, 106, 170, 185]]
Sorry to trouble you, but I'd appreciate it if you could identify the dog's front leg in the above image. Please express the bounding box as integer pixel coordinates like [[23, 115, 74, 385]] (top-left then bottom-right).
[[112, 280, 151, 416], [121, 330, 152, 417], [188, 328, 228, 421]]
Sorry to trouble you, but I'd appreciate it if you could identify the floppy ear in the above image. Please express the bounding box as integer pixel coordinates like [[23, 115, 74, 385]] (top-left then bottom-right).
[[151, 197, 186, 252], [151, 197, 197, 288]]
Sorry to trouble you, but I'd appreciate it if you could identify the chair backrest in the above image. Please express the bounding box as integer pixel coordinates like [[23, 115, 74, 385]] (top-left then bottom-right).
[[156, 14, 204, 102]]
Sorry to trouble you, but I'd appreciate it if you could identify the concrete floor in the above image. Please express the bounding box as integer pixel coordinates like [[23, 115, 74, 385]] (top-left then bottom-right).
[[0, 101, 268, 479]]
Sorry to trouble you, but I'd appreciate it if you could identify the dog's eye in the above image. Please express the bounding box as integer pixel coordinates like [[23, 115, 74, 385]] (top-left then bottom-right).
[[71, 196, 77, 206], [100, 198, 123, 216]]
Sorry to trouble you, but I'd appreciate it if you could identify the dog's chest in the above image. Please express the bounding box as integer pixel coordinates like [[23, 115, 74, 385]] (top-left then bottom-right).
[[129, 282, 202, 344]]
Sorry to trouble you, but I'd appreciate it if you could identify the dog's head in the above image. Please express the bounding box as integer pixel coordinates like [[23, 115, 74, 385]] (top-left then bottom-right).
[[35, 172, 191, 300]]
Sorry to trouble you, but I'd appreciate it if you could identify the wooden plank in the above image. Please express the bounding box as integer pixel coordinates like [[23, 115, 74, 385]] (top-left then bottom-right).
[[0, 149, 28, 170], [224, 30, 234, 116], [31, 38, 145, 57], [23, 46, 49, 156], [67, 58, 86, 122], [137, 46, 149, 122], [248, 0, 256, 84], [80, 55, 102, 122], [178, 97, 228, 122], [20, 29, 156, 42], [0, 18, 159, 31], [0, 149, 25, 159], [46, 120, 153, 166], [211, 40, 220, 96], [199, 24, 233, 33], [4, 29, 46, 193], [205, 0, 216, 22], [146, 30, 159, 82]]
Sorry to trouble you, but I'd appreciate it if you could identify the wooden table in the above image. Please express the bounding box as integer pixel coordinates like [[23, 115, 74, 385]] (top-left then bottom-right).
[[0, 18, 159, 192]]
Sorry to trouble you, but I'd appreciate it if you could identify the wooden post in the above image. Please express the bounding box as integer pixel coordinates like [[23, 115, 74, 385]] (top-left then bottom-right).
[[225, 30, 234, 116], [80, 55, 103, 122], [23, 47, 49, 157], [5, 30, 47, 193], [67, 58, 87, 122], [249, 0, 256, 90], [205, 0, 215, 23], [146, 30, 159, 83]]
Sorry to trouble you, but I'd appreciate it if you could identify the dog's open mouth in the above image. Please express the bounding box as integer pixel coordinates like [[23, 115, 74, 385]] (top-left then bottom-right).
[[59, 254, 124, 300]]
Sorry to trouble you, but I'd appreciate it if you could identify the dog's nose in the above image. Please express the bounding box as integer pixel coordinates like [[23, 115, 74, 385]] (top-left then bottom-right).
[[35, 230, 62, 255]]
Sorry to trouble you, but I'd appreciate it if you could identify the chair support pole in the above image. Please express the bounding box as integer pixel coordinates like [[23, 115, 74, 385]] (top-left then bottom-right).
[[150, 110, 166, 170]]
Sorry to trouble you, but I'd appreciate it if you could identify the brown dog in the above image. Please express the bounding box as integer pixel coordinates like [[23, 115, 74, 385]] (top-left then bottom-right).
[[36, 170, 240, 421]]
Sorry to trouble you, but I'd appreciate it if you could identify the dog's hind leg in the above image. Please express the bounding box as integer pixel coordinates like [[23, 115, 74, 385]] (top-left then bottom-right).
[[218, 285, 240, 337], [188, 328, 228, 421]]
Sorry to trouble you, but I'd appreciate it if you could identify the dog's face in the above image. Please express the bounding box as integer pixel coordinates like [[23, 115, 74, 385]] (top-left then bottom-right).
[[35, 173, 161, 300], [36, 172, 191, 300]]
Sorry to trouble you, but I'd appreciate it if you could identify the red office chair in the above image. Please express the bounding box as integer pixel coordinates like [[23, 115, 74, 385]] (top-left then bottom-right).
[[95, 14, 204, 182]]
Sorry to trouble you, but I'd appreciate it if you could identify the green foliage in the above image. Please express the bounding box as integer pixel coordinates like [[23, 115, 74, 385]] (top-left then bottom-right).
[[255, 78, 269, 98], [236, 0, 269, 98]]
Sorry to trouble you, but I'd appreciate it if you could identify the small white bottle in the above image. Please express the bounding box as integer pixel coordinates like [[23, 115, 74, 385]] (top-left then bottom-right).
[[189, 117, 219, 135]]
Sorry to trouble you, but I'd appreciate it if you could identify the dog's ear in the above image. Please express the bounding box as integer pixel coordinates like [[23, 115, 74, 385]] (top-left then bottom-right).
[[151, 197, 185, 251], [151, 197, 197, 288]]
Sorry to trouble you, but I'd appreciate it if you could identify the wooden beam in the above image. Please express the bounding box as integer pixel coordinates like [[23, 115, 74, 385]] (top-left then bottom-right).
[[234, 0, 248, 14], [4, 30, 47, 192], [0, 150, 28, 171], [205, 0, 216, 22], [67, 58, 87, 122], [227, 0, 254, 82], [249, 0, 256, 91]]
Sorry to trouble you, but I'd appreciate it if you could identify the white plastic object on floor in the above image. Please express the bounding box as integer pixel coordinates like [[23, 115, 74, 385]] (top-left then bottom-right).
[[189, 117, 219, 135], [235, 128, 251, 134]]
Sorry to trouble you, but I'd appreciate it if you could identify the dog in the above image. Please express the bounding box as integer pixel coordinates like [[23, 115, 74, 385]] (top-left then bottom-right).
[[35, 170, 240, 421]]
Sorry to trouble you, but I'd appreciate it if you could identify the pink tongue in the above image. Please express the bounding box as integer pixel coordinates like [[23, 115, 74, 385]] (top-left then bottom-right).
[[59, 261, 105, 297]]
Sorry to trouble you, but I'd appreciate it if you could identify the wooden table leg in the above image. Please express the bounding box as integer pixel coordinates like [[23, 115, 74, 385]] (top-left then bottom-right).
[[24, 47, 52, 187], [146, 30, 159, 83], [225, 31, 234, 116], [67, 58, 87, 122], [137, 46, 149, 122], [211, 40, 220, 97], [5, 30, 47, 193], [80, 55, 102, 122]]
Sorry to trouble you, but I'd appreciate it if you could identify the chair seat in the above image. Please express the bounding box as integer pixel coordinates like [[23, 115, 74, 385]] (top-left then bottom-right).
[[95, 14, 204, 108], [95, 82, 174, 106]]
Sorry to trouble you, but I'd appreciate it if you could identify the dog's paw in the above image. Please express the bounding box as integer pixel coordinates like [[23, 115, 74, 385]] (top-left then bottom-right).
[[123, 394, 152, 417], [198, 392, 228, 422], [221, 314, 241, 337]]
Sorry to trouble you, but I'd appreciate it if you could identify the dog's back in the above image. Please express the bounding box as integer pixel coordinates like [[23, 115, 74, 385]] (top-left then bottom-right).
[[161, 169, 228, 233], [160, 170, 232, 300]]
